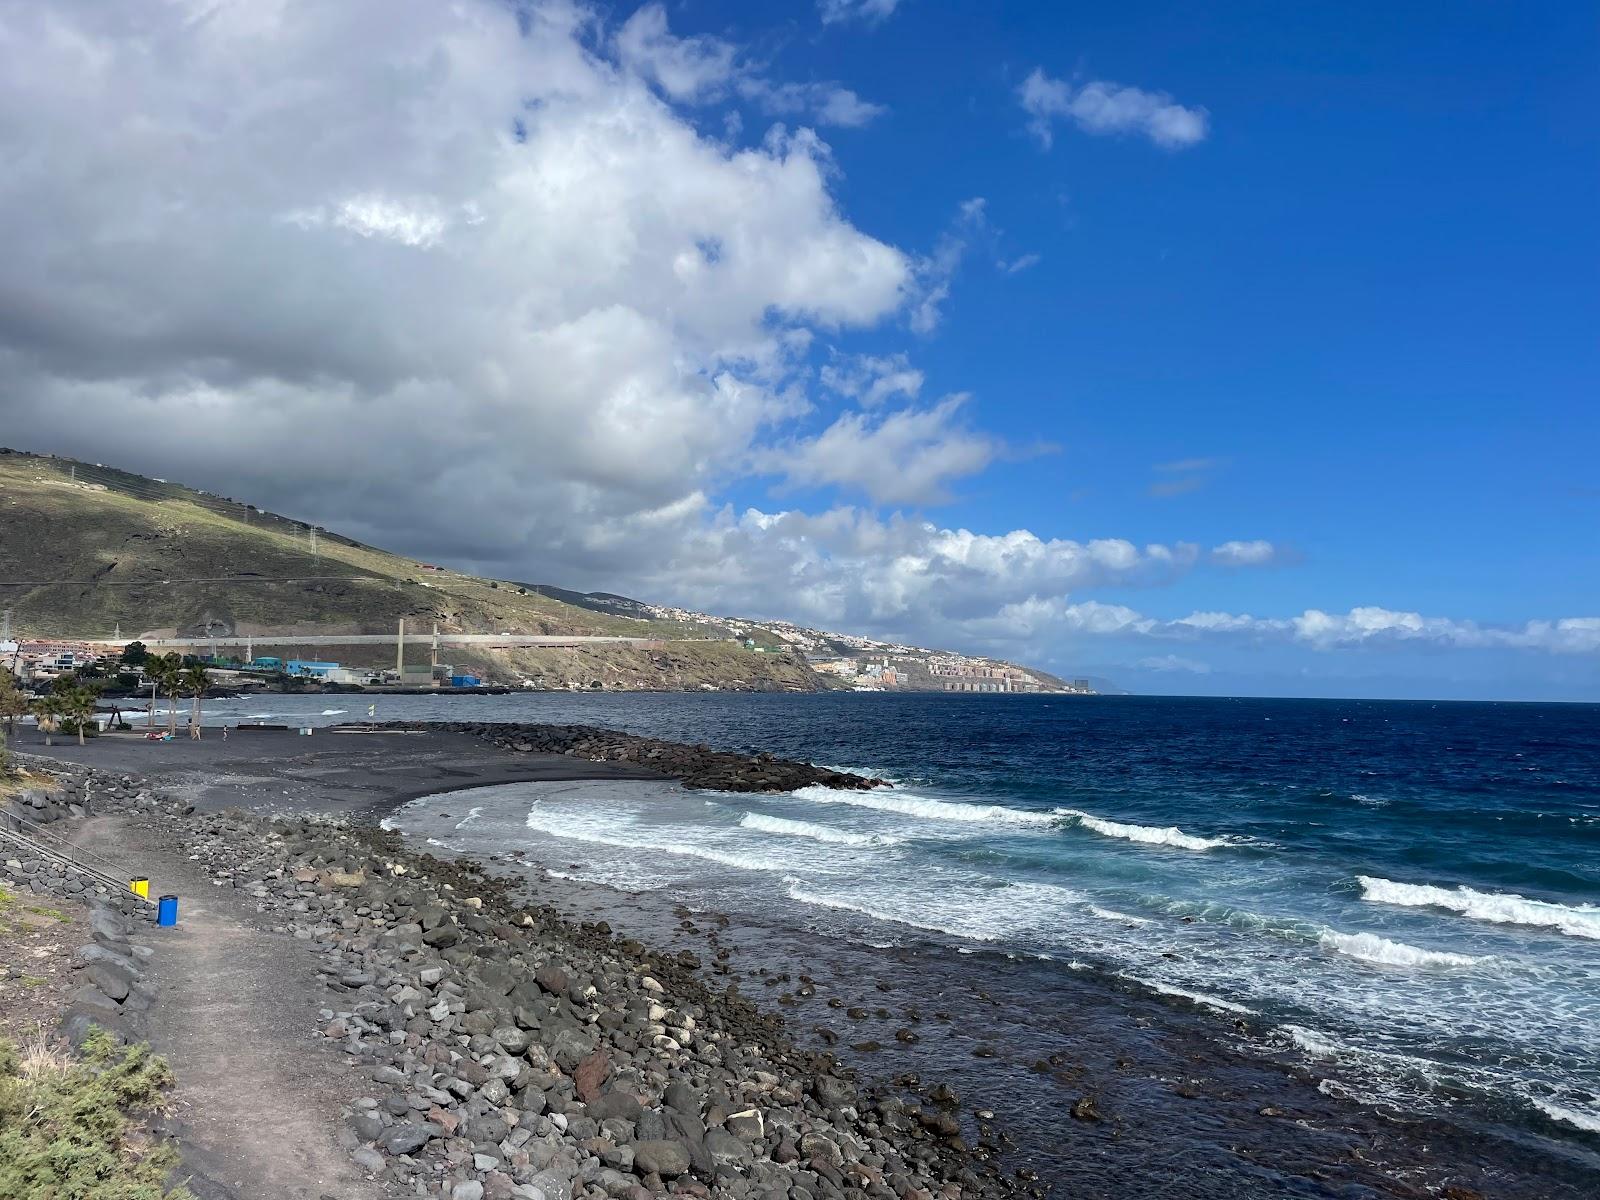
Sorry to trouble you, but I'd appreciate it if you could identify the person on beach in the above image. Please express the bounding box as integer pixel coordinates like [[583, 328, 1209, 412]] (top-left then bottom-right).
[[222, 725, 229, 742], [188, 717, 200, 740]]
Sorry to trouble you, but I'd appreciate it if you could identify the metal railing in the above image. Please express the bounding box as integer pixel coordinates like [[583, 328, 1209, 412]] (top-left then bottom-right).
[[0, 810, 141, 898]]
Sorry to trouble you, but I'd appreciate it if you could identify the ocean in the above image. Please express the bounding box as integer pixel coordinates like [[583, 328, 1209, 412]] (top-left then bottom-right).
[[204, 691, 1600, 1194]]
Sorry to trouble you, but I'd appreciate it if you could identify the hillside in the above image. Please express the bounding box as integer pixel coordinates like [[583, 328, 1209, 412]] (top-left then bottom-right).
[[0, 448, 1091, 694], [0, 449, 820, 691]]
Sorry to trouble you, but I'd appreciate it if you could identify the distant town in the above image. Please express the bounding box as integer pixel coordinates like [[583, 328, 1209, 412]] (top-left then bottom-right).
[[633, 606, 1095, 695]]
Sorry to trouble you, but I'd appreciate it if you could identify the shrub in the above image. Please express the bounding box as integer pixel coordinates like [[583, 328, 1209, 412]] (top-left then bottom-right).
[[0, 1030, 192, 1199]]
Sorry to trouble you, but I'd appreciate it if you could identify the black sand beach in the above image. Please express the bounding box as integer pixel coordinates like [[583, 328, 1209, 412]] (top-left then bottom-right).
[[16, 723, 1593, 1199]]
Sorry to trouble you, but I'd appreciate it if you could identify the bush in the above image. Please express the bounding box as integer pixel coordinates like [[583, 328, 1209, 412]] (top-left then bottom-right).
[[0, 1030, 192, 1199]]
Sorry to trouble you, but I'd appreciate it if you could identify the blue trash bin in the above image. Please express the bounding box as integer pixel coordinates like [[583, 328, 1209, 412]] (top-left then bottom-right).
[[157, 895, 179, 926]]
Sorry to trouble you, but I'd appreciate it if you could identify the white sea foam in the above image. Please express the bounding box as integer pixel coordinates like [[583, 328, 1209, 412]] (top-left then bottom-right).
[[792, 785, 1059, 826], [378, 816, 397, 831], [320, 708, 347, 715], [1062, 809, 1236, 851], [1358, 875, 1600, 940], [1123, 975, 1254, 1014], [1351, 793, 1390, 807], [453, 806, 485, 830], [1534, 1098, 1600, 1134], [785, 877, 1083, 943], [1281, 1024, 1342, 1058], [1318, 929, 1484, 968], [738, 812, 897, 846], [1087, 905, 1152, 926], [523, 807, 798, 873]]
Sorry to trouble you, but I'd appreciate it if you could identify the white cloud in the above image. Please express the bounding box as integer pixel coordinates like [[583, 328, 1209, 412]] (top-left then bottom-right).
[[819, 352, 924, 406], [616, 3, 737, 102], [1020, 69, 1209, 150], [819, 0, 903, 26], [622, 511, 1219, 638], [0, 0, 908, 573], [766, 395, 1002, 505], [1022, 602, 1600, 657], [617, 4, 885, 127], [910, 197, 988, 334], [1210, 539, 1276, 567], [998, 252, 1041, 275]]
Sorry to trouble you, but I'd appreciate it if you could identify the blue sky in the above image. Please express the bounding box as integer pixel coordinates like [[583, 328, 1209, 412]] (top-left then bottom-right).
[[704, 0, 1600, 696], [0, 0, 1594, 699]]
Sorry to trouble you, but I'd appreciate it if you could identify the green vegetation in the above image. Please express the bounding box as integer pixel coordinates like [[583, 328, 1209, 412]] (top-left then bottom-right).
[[0, 1030, 191, 1199], [0, 451, 673, 640], [0, 450, 825, 692]]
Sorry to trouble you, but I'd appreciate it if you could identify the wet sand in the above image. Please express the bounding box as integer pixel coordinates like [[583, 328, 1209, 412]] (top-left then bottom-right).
[[26, 725, 667, 814]]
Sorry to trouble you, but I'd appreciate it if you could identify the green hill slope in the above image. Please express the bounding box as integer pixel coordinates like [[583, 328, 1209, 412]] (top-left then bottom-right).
[[0, 448, 819, 691]]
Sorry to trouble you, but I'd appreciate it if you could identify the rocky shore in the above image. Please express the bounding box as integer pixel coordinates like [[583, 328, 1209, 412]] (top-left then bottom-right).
[[4, 752, 1031, 1200], [364, 721, 884, 794]]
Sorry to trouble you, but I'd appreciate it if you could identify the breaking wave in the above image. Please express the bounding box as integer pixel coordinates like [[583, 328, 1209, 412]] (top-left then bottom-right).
[[1281, 1024, 1342, 1058], [524, 807, 798, 874], [1358, 875, 1600, 940], [1122, 975, 1255, 1015], [1087, 905, 1152, 926], [1318, 929, 1485, 969], [1534, 1098, 1600, 1135], [784, 877, 1083, 943], [792, 785, 1060, 826], [1062, 809, 1239, 851], [739, 812, 897, 846]]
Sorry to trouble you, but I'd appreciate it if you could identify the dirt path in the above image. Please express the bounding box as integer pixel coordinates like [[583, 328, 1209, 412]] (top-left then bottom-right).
[[76, 815, 386, 1200]]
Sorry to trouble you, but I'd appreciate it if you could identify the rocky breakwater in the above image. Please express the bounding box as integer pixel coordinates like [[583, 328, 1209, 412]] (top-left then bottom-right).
[[159, 803, 1033, 1200], [60, 901, 160, 1050], [377, 721, 885, 794]]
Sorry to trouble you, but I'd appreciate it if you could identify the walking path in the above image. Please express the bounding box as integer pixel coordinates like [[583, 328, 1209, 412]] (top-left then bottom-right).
[[76, 815, 386, 1200]]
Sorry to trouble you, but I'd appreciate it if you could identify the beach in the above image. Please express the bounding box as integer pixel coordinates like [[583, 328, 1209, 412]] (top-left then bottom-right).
[[23, 699, 1600, 1198]]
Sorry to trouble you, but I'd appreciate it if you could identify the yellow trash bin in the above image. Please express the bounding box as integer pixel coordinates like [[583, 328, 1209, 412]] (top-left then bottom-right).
[[130, 878, 149, 899]]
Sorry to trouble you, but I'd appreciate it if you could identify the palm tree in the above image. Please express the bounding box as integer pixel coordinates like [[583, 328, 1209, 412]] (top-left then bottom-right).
[[147, 653, 183, 735], [62, 682, 100, 746], [183, 663, 210, 735], [32, 693, 64, 746], [0, 668, 28, 737]]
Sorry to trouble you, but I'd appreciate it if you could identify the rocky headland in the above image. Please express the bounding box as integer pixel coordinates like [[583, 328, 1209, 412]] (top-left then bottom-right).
[[363, 720, 884, 794]]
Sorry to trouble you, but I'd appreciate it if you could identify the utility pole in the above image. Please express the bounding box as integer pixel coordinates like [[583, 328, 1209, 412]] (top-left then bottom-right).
[[309, 526, 318, 559], [431, 621, 439, 680], [396, 618, 405, 679]]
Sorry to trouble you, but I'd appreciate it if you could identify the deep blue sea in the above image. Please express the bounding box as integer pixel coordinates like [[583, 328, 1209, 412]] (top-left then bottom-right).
[[206, 691, 1600, 1178]]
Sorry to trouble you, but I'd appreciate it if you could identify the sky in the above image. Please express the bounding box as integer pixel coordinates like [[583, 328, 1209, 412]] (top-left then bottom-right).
[[0, 0, 1595, 700]]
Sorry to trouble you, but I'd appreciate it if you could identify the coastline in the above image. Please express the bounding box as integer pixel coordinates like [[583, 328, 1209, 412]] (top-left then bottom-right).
[[16, 723, 1598, 1198]]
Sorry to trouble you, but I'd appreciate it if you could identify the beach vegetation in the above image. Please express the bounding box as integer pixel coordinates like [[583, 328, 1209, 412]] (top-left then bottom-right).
[[182, 664, 208, 730], [0, 1030, 191, 1199]]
